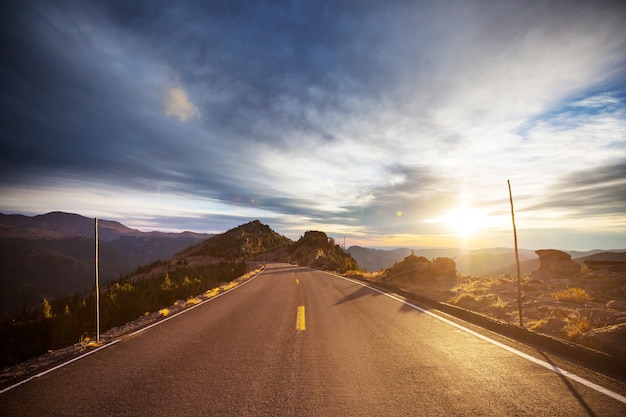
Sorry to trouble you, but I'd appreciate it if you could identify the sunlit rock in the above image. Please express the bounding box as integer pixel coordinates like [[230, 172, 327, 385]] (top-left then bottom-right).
[[530, 249, 581, 280]]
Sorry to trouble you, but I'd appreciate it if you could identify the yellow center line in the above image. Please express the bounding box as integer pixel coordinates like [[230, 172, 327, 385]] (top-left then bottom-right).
[[295, 278, 300, 284], [296, 305, 306, 331]]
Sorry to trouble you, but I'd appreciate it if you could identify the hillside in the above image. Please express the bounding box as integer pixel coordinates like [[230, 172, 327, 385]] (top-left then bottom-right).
[[180, 220, 292, 260], [286, 231, 358, 273], [0, 219, 357, 366], [0, 212, 214, 315]]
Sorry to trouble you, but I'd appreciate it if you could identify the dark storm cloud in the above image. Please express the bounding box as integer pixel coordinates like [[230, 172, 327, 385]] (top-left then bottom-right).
[[0, 0, 392, 190], [97, 0, 392, 145], [0, 0, 165, 180]]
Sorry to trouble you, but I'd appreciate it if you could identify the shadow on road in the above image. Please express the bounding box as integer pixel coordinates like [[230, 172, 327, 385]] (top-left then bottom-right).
[[259, 264, 301, 276], [537, 350, 598, 417], [333, 285, 382, 306]]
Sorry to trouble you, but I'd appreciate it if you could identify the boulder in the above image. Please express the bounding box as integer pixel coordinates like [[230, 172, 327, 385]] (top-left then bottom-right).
[[530, 249, 580, 280]]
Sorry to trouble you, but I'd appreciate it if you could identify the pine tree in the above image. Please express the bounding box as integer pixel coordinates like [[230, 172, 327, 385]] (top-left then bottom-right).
[[42, 297, 53, 319]]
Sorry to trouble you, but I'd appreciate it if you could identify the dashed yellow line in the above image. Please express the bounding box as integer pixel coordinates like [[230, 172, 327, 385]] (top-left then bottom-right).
[[296, 305, 306, 331], [295, 278, 300, 284]]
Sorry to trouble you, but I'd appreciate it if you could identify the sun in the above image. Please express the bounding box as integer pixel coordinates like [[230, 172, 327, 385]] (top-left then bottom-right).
[[443, 207, 490, 236]]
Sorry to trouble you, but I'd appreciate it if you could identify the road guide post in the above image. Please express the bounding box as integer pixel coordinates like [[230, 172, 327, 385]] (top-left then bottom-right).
[[95, 218, 100, 342], [508, 180, 523, 327]]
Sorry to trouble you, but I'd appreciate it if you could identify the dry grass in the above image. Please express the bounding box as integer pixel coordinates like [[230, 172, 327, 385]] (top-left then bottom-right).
[[184, 297, 202, 307], [551, 287, 591, 303], [449, 293, 479, 307], [204, 288, 220, 298], [79, 335, 102, 350], [564, 312, 592, 339], [240, 267, 263, 280], [220, 282, 238, 291], [527, 318, 548, 331], [449, 293, 505, 310], [344, 270, 385, 281]]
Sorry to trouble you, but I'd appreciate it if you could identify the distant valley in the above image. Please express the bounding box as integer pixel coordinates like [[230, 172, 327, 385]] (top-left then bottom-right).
[[0, 212, 214, 315]]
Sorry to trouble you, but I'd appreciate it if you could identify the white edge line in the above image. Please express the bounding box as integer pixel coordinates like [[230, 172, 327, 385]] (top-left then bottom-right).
[[1, 266, 267, 395], [0, 339, 122, 394], [127, 265, 265, 337], [321, 271, 626, 404]]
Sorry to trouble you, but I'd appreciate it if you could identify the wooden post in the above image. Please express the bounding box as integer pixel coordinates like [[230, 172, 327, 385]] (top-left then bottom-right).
[[508, 180, 523, 327], [95, 218, 100, 342]]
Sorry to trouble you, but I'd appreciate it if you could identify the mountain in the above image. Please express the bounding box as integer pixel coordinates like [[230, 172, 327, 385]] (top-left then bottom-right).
[[138, 224, 358, 279], [0, 212, 209, 241], [180, 220, 292, 260], [347, 246, 412, 272], [0, 212, 214, 316], [286, 231, 358, 273], [574, 251, 626, 263]]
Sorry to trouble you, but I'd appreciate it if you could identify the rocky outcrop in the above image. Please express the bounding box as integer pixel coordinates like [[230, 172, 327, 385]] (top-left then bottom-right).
[[287, 231, 359, 273], [384, 254, 457, 284], [530, 249, 580, 280]]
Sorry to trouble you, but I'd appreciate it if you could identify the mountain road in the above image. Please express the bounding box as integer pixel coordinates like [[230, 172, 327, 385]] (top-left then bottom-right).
[[2, 263, 625, 416]]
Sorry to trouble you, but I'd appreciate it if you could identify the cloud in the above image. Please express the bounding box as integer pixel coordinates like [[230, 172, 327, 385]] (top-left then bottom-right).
[[0, 0, 625, 249], [164, 85, 200, 122]]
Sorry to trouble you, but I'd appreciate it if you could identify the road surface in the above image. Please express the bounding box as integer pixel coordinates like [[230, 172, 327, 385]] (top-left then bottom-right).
[[2, 263, 625, 416]]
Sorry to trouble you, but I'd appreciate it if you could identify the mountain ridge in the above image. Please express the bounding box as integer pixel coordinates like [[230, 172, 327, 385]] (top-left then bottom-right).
[[0, 212, 215, 315]]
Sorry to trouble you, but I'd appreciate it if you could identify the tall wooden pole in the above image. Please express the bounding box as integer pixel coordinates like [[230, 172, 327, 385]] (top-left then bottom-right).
[[508, 180, 523, 327], [95, 218, 100, 342]]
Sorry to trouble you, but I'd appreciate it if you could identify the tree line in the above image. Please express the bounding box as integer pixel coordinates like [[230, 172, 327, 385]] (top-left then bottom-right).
[[0, 260, 246, 367]]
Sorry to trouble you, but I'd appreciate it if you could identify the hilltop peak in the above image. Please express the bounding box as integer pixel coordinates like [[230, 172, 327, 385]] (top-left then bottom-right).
[[183, 220, 292, 260]]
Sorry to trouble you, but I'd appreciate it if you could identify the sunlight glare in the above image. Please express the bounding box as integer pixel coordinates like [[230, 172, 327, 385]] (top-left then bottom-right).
[[443, 207, 490, 236]]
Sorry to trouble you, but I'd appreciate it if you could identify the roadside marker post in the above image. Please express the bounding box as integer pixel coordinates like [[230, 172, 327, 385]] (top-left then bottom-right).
[[508, 180, 523, 328], [95, 218, 100, 342]]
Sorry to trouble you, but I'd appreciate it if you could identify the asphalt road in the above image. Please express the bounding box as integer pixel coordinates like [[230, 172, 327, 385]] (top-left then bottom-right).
[[2, 263, 626, 416]]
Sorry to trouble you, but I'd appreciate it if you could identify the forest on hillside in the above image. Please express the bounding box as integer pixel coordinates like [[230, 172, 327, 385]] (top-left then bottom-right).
[[0, 260, 245, 367]]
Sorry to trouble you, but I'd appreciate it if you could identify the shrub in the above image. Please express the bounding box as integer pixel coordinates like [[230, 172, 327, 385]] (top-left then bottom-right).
[[551, 287, 590, 303], [449, 293, 479, 308], [564, 312, 592, 339]]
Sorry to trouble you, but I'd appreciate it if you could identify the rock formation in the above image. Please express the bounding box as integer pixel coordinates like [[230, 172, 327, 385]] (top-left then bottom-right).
[[530, 249, 580, 280], [384, 253, 457, 284]]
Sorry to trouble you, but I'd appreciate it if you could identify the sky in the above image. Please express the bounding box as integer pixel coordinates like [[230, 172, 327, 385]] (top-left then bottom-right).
[[1, 0, 625, 251]]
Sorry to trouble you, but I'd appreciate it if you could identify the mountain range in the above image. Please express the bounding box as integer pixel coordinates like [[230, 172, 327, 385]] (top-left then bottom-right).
[[2, 211, 623, 318], [0, 213, 358, 317], [0, 212, 214, 316]]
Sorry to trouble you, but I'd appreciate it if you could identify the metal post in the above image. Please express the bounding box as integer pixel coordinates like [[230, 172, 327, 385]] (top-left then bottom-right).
[[95, 218, 100, 342], [508, 180, 523, 327]]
